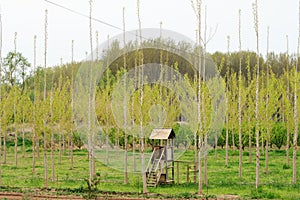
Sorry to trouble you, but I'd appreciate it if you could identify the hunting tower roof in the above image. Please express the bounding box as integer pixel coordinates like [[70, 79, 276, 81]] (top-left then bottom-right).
[[149, 128, 175, 140]]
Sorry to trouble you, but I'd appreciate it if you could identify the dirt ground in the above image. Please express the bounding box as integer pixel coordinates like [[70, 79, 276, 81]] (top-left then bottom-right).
[[0, 192, 241, 200], [0, 192, 82, 199]]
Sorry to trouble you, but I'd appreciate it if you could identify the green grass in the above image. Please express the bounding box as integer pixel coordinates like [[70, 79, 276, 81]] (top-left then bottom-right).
[[0, 146, 300, 199]]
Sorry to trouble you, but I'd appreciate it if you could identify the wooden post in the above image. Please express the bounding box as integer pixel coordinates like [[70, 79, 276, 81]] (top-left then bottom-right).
[[177, 161, 180, 184], [187, 164, 189, 182], [194, 162, 197, 183], [172, 161, 174, 183], [151, 139, 154, 150], [165, 143, 168, 181]]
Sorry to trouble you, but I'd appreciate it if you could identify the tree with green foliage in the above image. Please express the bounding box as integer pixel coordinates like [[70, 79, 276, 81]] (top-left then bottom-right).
[[2, 52, 30, 88]]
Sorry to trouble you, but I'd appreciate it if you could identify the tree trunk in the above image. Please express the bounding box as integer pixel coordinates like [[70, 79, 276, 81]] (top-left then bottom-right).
[[0, 12, 2, 185], [69, 133, 74, 169], [238, 9, 243, 178], [67, 135, 70, 156], [286, 127, 290, 166], [198, 137, 203, 195], [71, 138, 74, 169], [248, 117, 252, 163], [15, 132, 18, 167], [37, 139, 40, 159], [141, 138, 147, 193], [225, 114, 229, 167], [261, 135, 264, 156], [70, 40, 74, 170], [31, 40, 37, 171], [59, 126, 62, 164], [50, 83, 55, 182], [194, 132, 198, 163], [43, 9, 49, 189], [265, 127, 269, 174], [215, 134, 218, 159], [293, 47, 299, 185], [22, 120, 25, 158], [253, 0, 260, 189], [265, 26, 270, 175], [0, 134, 2, 185], [3, 132, 6, 164], [14, 32, 18, 168], [32, 134, 36, 175], [204, 134, 208, 186], [44, 126, 48, 188], [88, 0, 94, 186], [51, 130, 55, 181], [62, 134, 65, 154], [133, 137, 136, 172], [106, 130, 109, 165], [202, 7, 208, 186], [232, 125, 235, 150], [292, 0, 300, 185], [137, 0, 147, 193], [123, 7, 128, 184], [238, 81, 242, 178], [285, 34, 290, 167], [225, 35, 230, 168], [292, 122, 298, 184]]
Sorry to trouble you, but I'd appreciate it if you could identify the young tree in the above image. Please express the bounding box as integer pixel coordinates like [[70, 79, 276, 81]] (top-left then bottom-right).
[[0, 10, 2, 185], [13, 32, 18, 167], [252, 0, 260, 189], [122, 7, 128, 184], [137, 0, 147, 193], [106, 36, 110, 166], [32, 35, 37, 175], [43, 9, 49, 188], [264, 27, 270, 174], [70, 40, 74, 170], [292, 0, 300, 184], [225, 35, 230, 168], [285, 35, 291, 166], [238, 9, 243, 178], [191, 0, 203, 194], [245, 54, 253, 164], [50, 69, 55, 182], [88, 0, 94, 185]]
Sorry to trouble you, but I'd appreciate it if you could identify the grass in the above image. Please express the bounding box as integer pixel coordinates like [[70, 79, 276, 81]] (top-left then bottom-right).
[[0, 145, 300, 199]]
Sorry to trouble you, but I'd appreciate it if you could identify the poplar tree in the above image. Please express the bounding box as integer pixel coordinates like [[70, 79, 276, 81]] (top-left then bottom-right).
[[88, 0, 94, 185], [191, 0, 203, 194], [137, 0, 147, 193], [252, 0, 260, 189], [13, 32, 18, 167], [32, 35, 37, 175], [122, 7, 128, 184], [238, 9, 243, 178], [43, 9, 49, 188], [0, 10, 2, 185], [292, 0, 300, 185]]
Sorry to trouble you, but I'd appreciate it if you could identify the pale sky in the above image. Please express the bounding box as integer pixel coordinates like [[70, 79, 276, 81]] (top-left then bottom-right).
[[0, 0, 298, 67]]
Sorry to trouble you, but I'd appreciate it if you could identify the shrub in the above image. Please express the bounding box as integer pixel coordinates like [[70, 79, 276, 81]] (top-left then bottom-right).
[[271, 122, 287, 149]]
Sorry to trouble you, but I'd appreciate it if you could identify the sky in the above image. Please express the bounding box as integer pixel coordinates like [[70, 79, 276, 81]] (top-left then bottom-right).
[[0, 0, 299, 67]]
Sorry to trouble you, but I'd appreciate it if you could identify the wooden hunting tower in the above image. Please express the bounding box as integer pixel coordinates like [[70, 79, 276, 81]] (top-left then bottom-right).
[[146, 128, 175, 187]]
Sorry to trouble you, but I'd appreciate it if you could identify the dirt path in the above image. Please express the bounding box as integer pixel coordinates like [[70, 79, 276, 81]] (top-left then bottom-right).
[[0, 192, 83, 200], [0, 192, 241, 200]]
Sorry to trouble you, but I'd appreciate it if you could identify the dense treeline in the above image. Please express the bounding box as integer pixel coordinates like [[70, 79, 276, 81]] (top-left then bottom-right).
[[1, 40, 300, 148]]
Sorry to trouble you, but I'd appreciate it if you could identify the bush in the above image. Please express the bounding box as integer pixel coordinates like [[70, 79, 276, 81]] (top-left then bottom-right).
[[283, 164, 290, 169], [250, 187, 280, 199], [271, 123, 287, 149], [72, 132, 84, 149], [173, 123, 193, 148]]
